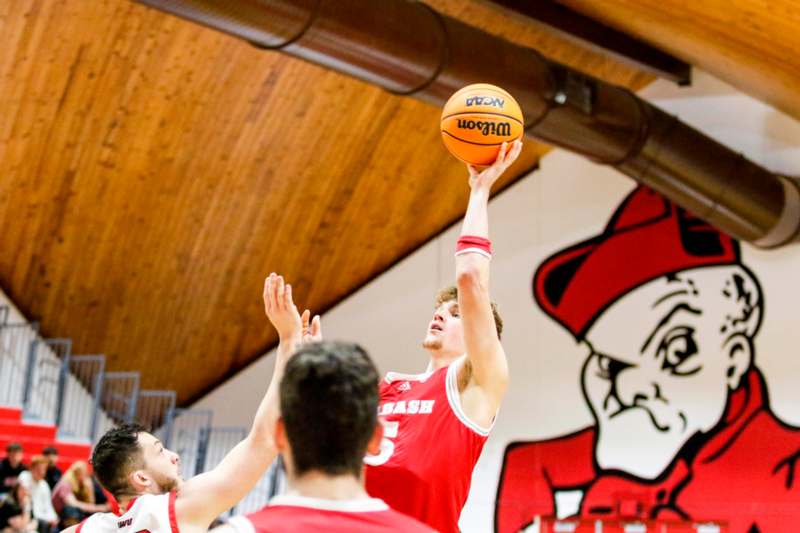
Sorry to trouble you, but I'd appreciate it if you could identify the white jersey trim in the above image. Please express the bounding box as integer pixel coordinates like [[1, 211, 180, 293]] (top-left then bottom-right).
[[445, 356, 494, 436], [226, 515, 256, 533], [268, 494, 390, 513], [384, 370, 433, 384]]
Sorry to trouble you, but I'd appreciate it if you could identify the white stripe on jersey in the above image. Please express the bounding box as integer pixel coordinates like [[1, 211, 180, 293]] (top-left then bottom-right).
[[267, 494, 389, 512]]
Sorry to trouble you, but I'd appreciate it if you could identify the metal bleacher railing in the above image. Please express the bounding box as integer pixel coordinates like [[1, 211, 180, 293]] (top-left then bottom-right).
[[0, 302, 284, 516], [0, 319, 39, 408], [62, 355, 106, 440], [23, 338, 72, 425]]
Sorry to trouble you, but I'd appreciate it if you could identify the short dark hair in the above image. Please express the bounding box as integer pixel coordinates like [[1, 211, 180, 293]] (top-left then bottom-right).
[[91, 424, 146, 497], [5, 443, 22, 454], [280, 341, 379, 478], [42, 447, 58, 456], [436, 285, 503, 339]]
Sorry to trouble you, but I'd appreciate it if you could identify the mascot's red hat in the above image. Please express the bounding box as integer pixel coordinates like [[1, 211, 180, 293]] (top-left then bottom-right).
[[533, 186, 740, 340]]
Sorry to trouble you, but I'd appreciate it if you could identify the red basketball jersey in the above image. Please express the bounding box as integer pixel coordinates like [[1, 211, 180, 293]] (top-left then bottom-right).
[[365, 358, 491, 533], [227, 495, 434, 533]]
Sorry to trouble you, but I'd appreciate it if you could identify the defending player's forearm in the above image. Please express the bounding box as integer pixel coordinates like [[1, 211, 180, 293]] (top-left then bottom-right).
[[249, 333, 299, 445]]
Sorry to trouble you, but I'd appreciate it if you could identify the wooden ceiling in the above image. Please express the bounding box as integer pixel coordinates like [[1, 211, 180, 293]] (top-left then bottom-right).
[[1, 0, 677, 405], [559, 0, 800, 122]]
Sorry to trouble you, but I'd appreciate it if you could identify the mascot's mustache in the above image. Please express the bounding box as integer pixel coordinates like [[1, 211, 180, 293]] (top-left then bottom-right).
[[601, 393, 686, 433]]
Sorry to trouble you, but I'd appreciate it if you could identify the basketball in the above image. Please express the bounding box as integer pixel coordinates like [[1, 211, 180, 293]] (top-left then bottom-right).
[[440, 83, 524, 166]]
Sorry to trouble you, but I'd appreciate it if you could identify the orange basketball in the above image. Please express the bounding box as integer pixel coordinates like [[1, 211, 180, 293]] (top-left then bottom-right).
[[440, 83, 524, 166]]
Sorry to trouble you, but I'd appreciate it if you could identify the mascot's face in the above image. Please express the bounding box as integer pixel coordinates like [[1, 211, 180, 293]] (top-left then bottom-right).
[[581, 265, 759, 480]]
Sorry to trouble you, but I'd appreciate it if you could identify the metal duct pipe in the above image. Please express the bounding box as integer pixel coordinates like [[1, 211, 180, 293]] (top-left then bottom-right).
[[135, 0, 800, 247]]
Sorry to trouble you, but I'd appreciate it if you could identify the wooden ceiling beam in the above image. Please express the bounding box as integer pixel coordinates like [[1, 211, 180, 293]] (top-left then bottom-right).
[[482, 0, 691, 85]]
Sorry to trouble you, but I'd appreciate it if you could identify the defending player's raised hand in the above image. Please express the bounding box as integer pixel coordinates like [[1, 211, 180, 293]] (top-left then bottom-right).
[[467, 139, 522, 192], [263, 273, 302, 341], [301, 309, 323, 344], [174, 273, 324, 529]]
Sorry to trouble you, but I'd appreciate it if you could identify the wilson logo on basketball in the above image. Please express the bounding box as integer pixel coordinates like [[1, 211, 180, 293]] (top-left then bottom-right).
[[456, 119, 511, 137], [465, 96, 505, 108]]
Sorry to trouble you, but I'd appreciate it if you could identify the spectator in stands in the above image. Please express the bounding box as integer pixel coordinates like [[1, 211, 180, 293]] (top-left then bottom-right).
[[0, 481, 37, 533], [0, 445, 26, 495], [51, 461, 107, 528], [39, 451, 59, 492], [17, 457, 56, 533]]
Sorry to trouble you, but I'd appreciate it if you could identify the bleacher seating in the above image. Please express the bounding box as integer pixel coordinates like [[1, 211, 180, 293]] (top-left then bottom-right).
[[0, 406, 91, 470]]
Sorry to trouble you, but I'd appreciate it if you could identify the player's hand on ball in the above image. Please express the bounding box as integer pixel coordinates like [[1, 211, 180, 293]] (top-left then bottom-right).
[[467, 139, 522, 192], [301, 309, 323, 344], [263, 273, 302, 340]]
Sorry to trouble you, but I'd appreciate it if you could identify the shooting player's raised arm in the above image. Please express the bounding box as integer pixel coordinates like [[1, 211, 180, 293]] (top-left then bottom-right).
[[456, 141, 521, 417]]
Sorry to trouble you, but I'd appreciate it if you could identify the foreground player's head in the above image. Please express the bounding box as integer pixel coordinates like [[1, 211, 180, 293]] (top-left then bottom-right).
[[277, 341, 382, 480], [422, 285, 503, 356], [92, 423, 182, 499]]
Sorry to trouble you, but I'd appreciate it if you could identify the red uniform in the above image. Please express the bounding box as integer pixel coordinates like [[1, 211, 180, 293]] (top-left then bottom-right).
[[495, 370, 800, 533], [226, 495, 434, 533], [365, 358, 491, 533]]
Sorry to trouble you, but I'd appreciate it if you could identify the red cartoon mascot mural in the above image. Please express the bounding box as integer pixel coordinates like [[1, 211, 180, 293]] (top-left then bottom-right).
[[495, 186, 800, 533]]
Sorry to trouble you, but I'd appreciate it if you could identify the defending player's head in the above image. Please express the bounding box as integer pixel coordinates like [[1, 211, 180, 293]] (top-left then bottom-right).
[[91, 423, 182, 498], [422, 285, 503, 357], [278, 341, 382, 479]]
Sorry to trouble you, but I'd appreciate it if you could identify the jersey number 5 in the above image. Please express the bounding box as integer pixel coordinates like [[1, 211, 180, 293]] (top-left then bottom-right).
[[364, 420, 398, 466]]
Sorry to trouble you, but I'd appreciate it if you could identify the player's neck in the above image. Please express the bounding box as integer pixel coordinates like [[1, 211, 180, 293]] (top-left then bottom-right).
[[288, 471, 370, 501], [116, 479, 182, 513], [115, 493, 139, 513], [427, 348, 462, 371]]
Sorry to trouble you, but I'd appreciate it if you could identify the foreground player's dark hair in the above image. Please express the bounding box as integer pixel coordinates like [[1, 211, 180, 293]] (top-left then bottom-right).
[[280, 341, 379, 478], [91, 423, 146, 497]]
